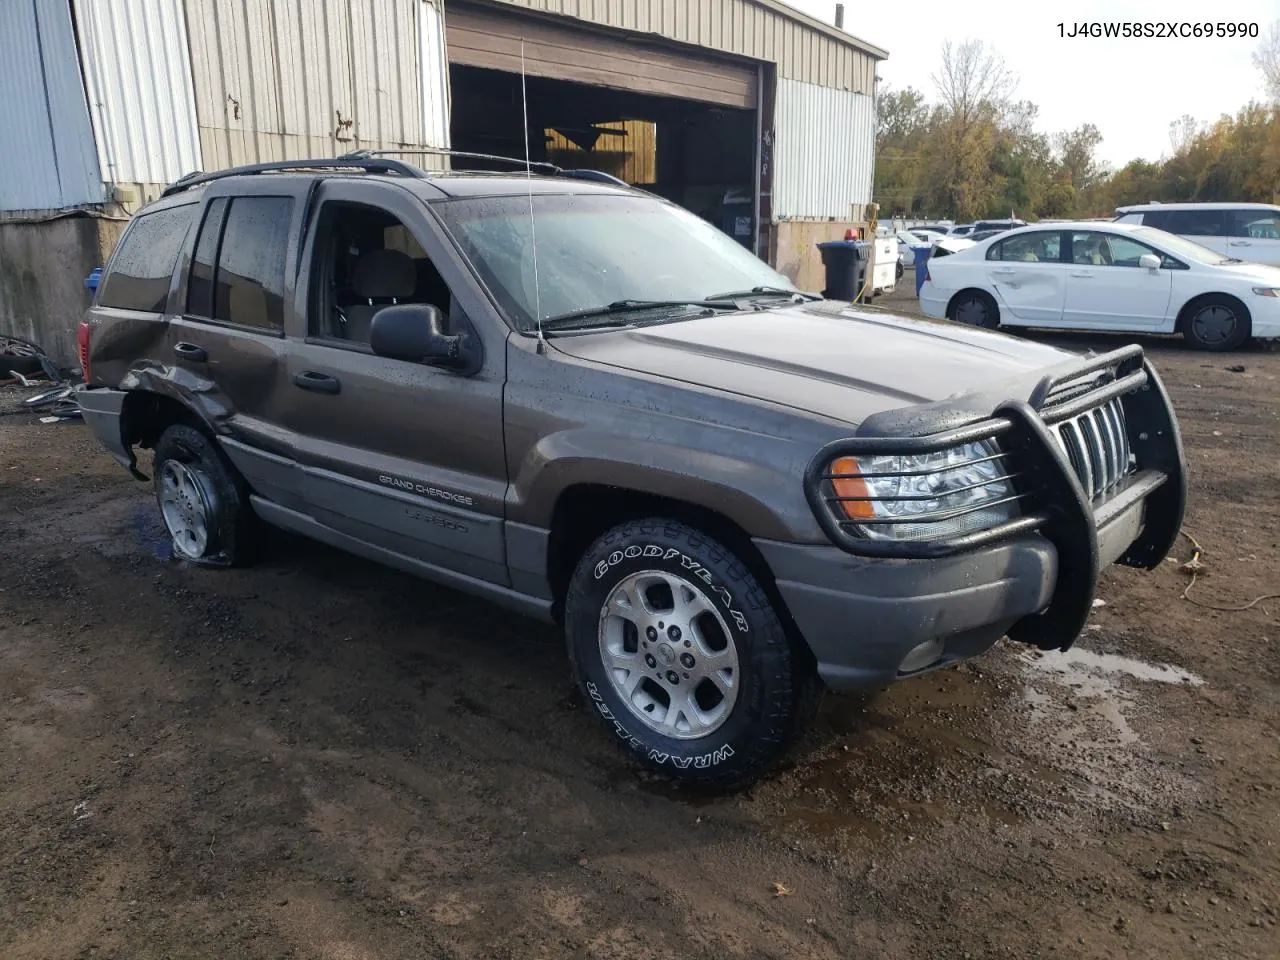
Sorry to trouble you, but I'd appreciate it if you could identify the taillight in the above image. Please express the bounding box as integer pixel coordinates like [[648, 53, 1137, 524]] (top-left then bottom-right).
[[77, 321, 91, 382]]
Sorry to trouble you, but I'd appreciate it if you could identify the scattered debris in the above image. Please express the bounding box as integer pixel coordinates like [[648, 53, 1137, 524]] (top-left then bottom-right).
[[1178, 530, 1280, 612], [1226, 364, 1246, 373], [772, 881, 791, 898], [1091, 598, 1107, 608]]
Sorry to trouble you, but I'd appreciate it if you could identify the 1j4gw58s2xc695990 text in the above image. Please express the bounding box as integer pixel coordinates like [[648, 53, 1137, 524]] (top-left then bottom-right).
[[1058, 22, 1258, 39]]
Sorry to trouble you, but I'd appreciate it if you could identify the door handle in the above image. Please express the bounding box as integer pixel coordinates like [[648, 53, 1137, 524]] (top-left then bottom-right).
[[293, 371, 341, 395], [1229, 240, 1252, 246], [990, 267, 1015, 275], [1069, 271, 1093, 278], [173, 341, 208, 362]]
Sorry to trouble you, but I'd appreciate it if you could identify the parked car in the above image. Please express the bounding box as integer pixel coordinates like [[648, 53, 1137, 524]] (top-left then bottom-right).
[[948, 224, 975, 237], [895, 230, 945, 278], [974, 218, 1028, 232], [76, 156, 1187, 788], [919, 221, 1280, 350], [929, 236, 976, 258], [1115, 202, 1280, 267], [909, 223, 953, 235]]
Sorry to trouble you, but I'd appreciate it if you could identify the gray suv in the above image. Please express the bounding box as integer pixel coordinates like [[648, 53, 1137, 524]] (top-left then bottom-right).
[[76, 155, 1187, 788]]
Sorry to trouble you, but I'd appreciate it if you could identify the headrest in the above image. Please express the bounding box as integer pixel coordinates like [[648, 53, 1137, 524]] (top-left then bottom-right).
[[352, 248, 416, 300]]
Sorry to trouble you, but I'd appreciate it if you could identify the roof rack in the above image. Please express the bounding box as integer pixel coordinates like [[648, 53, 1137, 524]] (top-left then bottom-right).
[[160, 150, 638, 199], [343, 149, 632, 187], [341, 147, 564, 175], [161, 157, 425, 196]]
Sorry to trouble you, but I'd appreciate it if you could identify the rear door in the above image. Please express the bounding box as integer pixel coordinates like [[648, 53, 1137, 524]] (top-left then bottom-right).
[[982, 230, 1067, 325], [168, 179, 311, 510], [1163, 209, 1230, 258], [1061, 231, 1173, 329], [1226, 208, 1280, 266], [282, 180, 510, 587]]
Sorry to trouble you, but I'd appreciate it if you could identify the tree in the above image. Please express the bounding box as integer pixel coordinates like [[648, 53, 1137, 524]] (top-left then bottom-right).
[[1254, 21, 1280, 102], [930, 40, 1015, 219], [1168, 115, 1199, 155], [1055, 124, 1103, 190]]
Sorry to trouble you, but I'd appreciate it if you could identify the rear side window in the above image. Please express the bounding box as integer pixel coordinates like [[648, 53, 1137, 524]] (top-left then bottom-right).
[[186, 196, 293, 331], [1165, 209, 1228, 236], [986, 232, 1060, 263], [98, 205, 195, 313]]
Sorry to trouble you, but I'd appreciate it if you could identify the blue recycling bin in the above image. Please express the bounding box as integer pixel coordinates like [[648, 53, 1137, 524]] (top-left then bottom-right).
[[913, 246, 931, 296], [84, 267, 102, 294]]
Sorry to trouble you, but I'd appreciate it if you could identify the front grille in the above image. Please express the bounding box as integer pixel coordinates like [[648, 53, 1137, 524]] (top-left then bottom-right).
[[1051, 397, 1132, 499]]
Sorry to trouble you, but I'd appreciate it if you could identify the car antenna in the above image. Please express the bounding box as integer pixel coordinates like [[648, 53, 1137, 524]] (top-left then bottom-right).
[[520, 39, 545, 353]]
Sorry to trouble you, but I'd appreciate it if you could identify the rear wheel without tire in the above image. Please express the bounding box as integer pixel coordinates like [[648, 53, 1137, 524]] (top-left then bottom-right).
[[1181, 295, 1250, 351], [565, 518, 820, 789], [948, 289, 1000, 329], [896, 261, 905, 282], [153, 424, 258, 567]]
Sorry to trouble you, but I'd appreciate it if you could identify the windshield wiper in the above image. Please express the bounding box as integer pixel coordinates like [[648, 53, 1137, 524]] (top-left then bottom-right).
[[539, 299, 732, 331], [705, 285, 820, 302]]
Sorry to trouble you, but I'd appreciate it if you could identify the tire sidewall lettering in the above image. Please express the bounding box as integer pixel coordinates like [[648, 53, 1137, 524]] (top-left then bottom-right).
[[591, 543, 749, 635], [584, 681, 736, 770]]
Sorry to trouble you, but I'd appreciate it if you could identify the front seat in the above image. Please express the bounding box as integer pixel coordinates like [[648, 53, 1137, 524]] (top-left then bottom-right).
[[342, 248, 417, 343]]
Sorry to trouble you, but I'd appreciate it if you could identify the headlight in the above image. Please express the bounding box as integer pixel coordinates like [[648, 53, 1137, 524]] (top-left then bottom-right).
[[828, 440, 1019, 542], [1252, 287, 1280, 297]]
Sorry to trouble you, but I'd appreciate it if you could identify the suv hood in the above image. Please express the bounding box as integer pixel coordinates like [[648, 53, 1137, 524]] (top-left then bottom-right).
[[551, 303, 1076, 425]]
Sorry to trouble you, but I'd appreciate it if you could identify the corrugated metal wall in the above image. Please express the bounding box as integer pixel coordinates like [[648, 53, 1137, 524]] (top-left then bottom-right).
[[185, 0, 450, 171], [479, 0, 882, 91], [74, 0, 203, 190], [772, 77, 874, 220], [0, 0, 103, 213]]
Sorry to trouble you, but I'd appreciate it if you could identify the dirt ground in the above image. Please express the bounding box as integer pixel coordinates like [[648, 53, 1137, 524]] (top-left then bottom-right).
[[2, 299, 1279, 959]]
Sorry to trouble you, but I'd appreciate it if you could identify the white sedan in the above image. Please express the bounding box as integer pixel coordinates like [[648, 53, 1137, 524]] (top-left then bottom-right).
[[919, 222, 1280, 350]]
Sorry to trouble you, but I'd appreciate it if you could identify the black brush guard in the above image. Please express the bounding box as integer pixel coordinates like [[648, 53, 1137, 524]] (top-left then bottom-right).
[[803, 345, 1187, 650]]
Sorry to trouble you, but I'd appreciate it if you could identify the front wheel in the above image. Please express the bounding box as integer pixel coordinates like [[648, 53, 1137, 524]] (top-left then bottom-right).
[[1181, 295, 1250, 351], [565, 519, 820, 789]]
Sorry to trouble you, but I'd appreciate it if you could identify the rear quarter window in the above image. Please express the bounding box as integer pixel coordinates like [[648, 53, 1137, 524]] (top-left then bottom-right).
[[98, 205, 196, 313]]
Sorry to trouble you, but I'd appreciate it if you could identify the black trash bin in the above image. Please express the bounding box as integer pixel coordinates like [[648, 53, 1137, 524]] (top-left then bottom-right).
[[816, 240, 868, 302]]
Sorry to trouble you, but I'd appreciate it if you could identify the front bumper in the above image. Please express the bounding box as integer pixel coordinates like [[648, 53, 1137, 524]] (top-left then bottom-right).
[[781, 345, 1187, 690]]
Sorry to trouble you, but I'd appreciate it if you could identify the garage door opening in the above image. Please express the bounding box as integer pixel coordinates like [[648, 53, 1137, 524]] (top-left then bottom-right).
[[450, 64, 758, 249]]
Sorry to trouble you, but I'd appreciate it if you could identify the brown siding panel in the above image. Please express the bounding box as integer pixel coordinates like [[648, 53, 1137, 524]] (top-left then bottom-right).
[[447, 4, 758, 107], [471, 0, 885, 92]]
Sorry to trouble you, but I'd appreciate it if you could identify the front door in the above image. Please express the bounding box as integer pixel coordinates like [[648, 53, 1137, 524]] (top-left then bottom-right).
[[982, 230, 1066, 325], [282, 180, 510, 586], [1227, 208, 1280, 267], [1062, 231, 1173, 329]]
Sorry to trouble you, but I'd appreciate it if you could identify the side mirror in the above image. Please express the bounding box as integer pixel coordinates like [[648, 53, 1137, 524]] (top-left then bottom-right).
[[1138, 253, 1161, 271], [371, 304, 464, 367]]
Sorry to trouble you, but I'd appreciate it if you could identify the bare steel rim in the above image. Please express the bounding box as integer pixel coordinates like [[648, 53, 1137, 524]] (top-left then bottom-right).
[[597, 569, 740, 740], [158, 460, 217, 560]]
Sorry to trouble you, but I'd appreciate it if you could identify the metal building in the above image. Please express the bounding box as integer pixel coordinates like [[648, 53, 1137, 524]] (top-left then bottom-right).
[[1, 0, 885, 361]]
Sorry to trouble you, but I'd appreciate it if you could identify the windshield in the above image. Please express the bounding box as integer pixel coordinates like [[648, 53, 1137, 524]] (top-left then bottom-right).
[[433, 193, 796, 332], [1131, 226, 1234, 265]]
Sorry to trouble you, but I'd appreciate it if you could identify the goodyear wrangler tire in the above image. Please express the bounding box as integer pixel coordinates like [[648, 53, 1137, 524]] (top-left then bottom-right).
[[566, 518, 818, 789]]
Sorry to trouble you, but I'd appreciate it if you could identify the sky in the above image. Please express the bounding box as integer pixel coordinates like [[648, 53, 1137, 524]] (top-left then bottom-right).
[[786, 0, 1279, 169]]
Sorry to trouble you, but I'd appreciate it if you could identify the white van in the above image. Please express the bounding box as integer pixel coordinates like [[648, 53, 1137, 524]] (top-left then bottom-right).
[[1115, 202, 1280, 266]]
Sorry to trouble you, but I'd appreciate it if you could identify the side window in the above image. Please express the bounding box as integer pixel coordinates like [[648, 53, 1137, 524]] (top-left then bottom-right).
[[186, 197, 229, 318], [1166, 209, 1227, 237], [1229, 210, 1280, 239], [1071, 232, 1160, 268], [215, 197, 293, 331], [986, 232, 1060, 263], [98, 205, 195, 313], [309, 201, 454, 346], [1138, 210, 1170, 230]]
